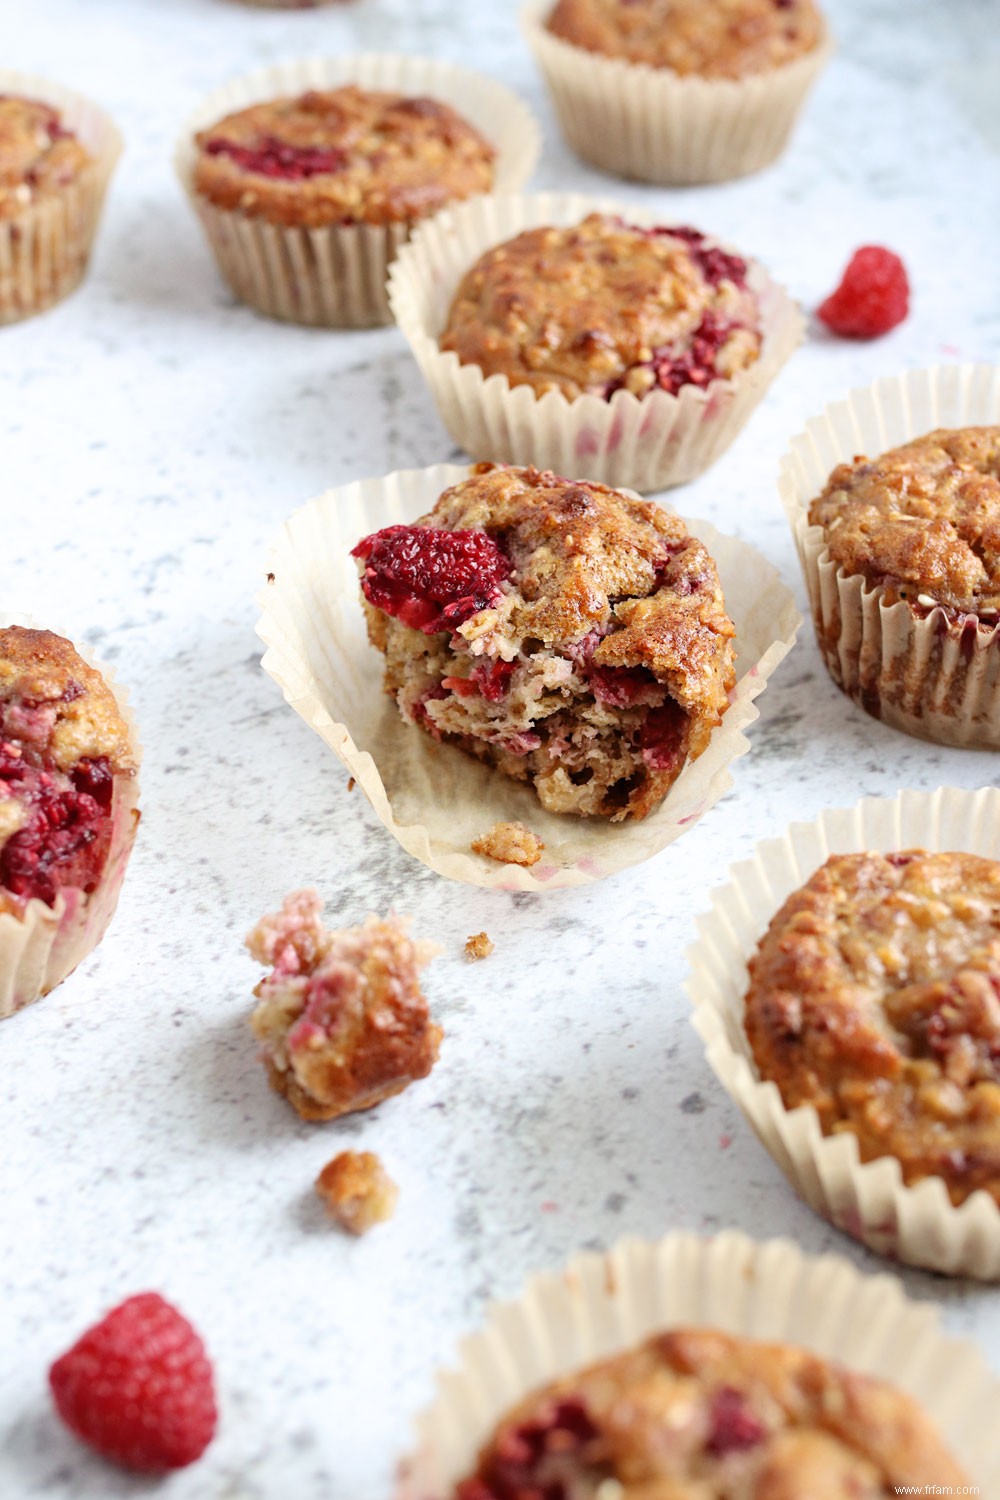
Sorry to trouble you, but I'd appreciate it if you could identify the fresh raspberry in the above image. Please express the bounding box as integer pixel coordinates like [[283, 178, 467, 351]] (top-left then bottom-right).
[[203, 135, 346, 180], [817, 246, 910, 338], [352, 524, 510, 633], [49, 1293, 217, 1473]]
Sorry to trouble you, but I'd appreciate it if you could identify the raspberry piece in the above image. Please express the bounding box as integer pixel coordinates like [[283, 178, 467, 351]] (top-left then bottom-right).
[[352, 524, 510, 634], [640, 700, 688, 770], [817, 246, 910, 338], [49, 1293, 217, 1472], [0, 745, 112, 906], [464, 1398, 601, 1497], [659, 224, 749, 289], [706, 1385, 766, 1456], [203, 135, 346, 180]]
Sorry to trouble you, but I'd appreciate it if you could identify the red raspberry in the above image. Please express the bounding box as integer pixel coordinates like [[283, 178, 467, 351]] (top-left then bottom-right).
[[352, 524, 510, 634], [49, 1293, 217, 1472], [817, 246, 910, 338]]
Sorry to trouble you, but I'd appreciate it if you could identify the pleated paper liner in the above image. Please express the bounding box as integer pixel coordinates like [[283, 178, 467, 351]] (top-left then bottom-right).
[[0, 615, 141, 1020], [388, 192, 804, 493], [521, 1, 833, 186], [395, 1227, 1000, 1495], [0, 71, 122, 325], [257, 462, 799, 891], [780, 363, 1000, 747], [689, 785, 1000, 1280], [174, 55, 541, 329]]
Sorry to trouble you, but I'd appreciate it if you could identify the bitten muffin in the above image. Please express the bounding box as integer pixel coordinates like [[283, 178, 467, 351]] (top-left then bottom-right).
[[0, 95, 92, 219], [440, 214, 762, 402], [352, 464, 736, 822], [745, 850, 1000, 1207], [0, 626, 140, 1015], [456, 1326, 969, 1497], [545, 0, 825, 79], [193, 85, 495, 230], [246, 890, 442, 1121]]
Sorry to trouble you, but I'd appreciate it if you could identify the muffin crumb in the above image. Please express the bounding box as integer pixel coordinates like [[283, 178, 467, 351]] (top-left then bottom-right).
[[465, 931, 494, 960], [472, 822, 544, 867], [315, 1151, 398, 1235]]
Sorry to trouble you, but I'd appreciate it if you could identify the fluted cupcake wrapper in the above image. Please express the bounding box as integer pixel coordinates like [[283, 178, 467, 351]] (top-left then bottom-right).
[[175, 54, 541, 329], [0, 615, 141, 1020], [521, 1, 832, 186], [0, 70, 122, 325], [395, 1227, 1000, 1494], [256, 462, 799, 890], [688, 785, 1000, 1280], [781, 362, 1000, 747], [388, 192, 803, 493]]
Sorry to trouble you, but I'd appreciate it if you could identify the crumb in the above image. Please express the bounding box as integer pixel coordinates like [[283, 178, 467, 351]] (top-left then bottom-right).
[[347, 777, 355, 792], [465, 931, 494, 960], [266, 571, 275, 583], [472, 820, 545, 867], [315, 1151, 398, 1235], [246, 890, 442, 1122]]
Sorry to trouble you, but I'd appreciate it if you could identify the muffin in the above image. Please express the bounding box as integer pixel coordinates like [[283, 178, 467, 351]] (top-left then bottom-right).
[[0, 81, 121, 322], [389, 195, 802, 491], [523, 0, 831, 184], [803, 426, 1000, 745], [745, 849, 1000, 1208], [246, 890, 442, 1121], [441, 213, 762, 402], [455, 1326, 970, 1497], [179, 60, 539, 327], [0, 625, 140, 1018], [352, 464, 736, 823]]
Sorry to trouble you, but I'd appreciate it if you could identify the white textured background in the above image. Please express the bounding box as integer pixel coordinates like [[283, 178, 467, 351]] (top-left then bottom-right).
[[2, 0, 1000, 1496]]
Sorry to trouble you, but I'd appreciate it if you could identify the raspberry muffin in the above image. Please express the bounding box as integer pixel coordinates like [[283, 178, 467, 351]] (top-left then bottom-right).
[[352, 464, 736, 823], [0, 82, 121, 322], [441, 213, 762, 402], [246, 890, 442, 1121], [456, 1326, 969, 1497], [0, 626, 140, 1017], [745, 850, 1000, 1208], [181, 61, 538, 328], [803, 426, 1000, 745]]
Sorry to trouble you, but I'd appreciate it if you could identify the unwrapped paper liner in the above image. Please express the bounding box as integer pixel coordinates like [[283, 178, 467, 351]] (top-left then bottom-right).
[[689, 784, 1000, 1279], [388, 192, 803, 492], [780, 362, 1000, 747], [0, 70, 122, 325], [174, 54, 541, 328], [0, 615, 141, 1020], [395, 1228, 1000, 1494], [256, 462, 799, 891], [521, 0, 832, 186]]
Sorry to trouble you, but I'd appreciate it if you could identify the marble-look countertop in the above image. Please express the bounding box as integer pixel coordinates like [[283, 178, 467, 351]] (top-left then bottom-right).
[[2, 1, 1000, 1496]]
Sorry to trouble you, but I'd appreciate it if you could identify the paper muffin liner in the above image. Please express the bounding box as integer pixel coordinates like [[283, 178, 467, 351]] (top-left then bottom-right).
[[689, 784, 1000, 1280], [0, 71, 122, 325], [256, 462, 799, 891], [175, 55, 541, 329], [388, 192, 804, 492], [396, 1226, 1000, 1494], [0, 616, 142, 1021], [522, 1, 832, 186], [780, 363, 1000, 747]]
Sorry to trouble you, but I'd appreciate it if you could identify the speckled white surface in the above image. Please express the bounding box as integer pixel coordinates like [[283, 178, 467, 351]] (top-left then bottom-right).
[[2, 1, 1000, 1496]]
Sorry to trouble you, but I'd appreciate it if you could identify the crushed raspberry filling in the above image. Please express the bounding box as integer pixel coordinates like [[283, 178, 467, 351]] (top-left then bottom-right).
[[658, 224, 749, 290], [589, 663, 664, 708], [443, 659, 516, 702], [459, 1398, 602, 1500], [0, 744, 114, 906], [640, 701, 689, 770], [353, 524, 511, 633], [649, 312, 738, 397], [203, 135, 347, 180], [706, 1386, 766, 1456]]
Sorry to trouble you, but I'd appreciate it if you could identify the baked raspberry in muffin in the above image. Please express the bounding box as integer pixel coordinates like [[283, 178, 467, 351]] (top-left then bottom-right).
[[545, 0, 825, 79], [193, 85, 495, 230], [246, 891, 442, 1122], [745, 850, 1000, 1207], [315, 1150, 398, 1235], [353, 464, 736, 822], [457, 1326, 969, 1497], [0, 626, 139, 1016], [440, 214, 762, 402], [0, 94, 92, 219]]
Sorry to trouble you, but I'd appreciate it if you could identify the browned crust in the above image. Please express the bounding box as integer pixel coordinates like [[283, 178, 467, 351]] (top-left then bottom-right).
[[546, 0, 824, 78], [465, 1325, 968, 1491], [807, 426, 1000, 620], [745, 850, 1000, 1205], [0, 626, 136, 776], [193, 85, 495, 229], [0, 96, 92, 220]]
